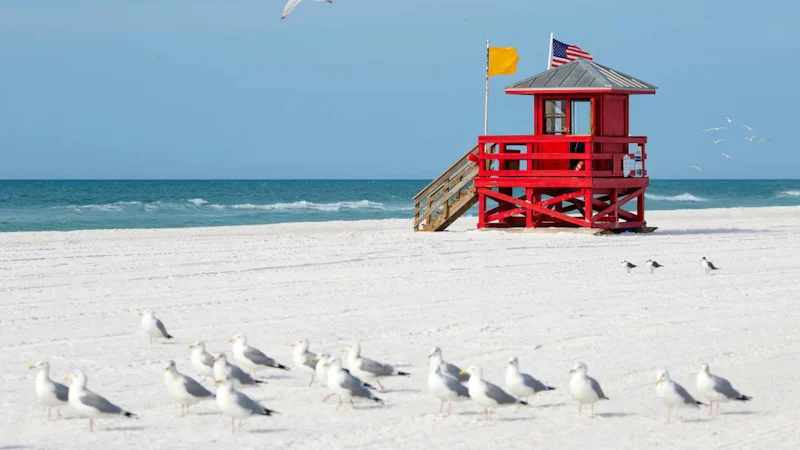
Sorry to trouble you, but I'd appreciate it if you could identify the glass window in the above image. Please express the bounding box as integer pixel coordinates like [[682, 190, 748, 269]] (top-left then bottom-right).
[[570, 99, 592, 135], [544, 99, 566, 135]]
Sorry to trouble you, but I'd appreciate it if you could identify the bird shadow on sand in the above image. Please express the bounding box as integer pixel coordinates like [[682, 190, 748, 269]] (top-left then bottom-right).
[[379, 388, 422, 394], [248, 428, 287, 435], [104, 426, 147, 432], [193, 411, 222, 416], [595, 412, 635, 418], [0, 446, 31, 449], [722, 411, 759, 416], [263, 374, 292, 380], [496, 416, 535, 423], [534, 402, 567, 409], [655, 228, 769, 236]]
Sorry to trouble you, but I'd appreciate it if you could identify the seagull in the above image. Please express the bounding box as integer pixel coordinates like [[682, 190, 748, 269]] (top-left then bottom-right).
[[744, 136, 758, 142], [655, 369, 705, 423], [461, 365, 527, 422], [314, 353, 337, 402], [701, 256, 719, 275], [428, 358, 470, 415], [230, 333, 290, 375], [212, 353, 267, 389], [505, 356, 555, 403], [701, 127, 726, 132], [568, 362, 609, 418], [722, 115, 733, 123], [64, 370, 137, 433], [342, 343, 411, 392], [164, 361, 215, 417], [291, 338, 317, 387], [688, 165, 703, 172], [721, 153, 732, 159], [281, 0, 332, 20], [696, 364, 752, 416], [741, 125, 753, 133], [759, 137, 771, 142], [139, 310, 173, 345], [428, 347, 468, 382], [29, 361, 69, 420], [216, 377, 277, 433], [324, 357, 384, 410], [712, 135, 723, 144], [645, 259, 663, 274], [188, 342, 215, 382], [622, 260, 637, 274]]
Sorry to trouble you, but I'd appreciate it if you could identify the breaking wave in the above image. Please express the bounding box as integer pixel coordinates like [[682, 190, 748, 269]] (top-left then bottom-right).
[[229, 200, 394, 212], [778, 190, 800, 197], [54, 199, 412, 213], [188, 198, 208, 205], [644, 193, 707, 202]]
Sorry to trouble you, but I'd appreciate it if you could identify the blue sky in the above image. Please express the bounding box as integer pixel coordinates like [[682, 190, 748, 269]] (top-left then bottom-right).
[[0, 0, 796, 179]]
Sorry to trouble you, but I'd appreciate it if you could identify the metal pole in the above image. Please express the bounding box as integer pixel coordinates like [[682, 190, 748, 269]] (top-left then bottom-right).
[[484, 39, 490, 136], [547, 32, 554, 69]]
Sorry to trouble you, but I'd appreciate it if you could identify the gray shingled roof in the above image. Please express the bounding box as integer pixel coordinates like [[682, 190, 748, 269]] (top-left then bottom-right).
[[506, 59, 657, 93]]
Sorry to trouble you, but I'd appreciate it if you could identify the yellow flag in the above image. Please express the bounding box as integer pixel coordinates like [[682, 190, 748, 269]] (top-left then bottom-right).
[[488, 47, 519, 77]]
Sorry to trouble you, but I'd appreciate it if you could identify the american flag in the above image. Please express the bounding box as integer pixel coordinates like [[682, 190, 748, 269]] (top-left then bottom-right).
[[550, 39, 592, 68]]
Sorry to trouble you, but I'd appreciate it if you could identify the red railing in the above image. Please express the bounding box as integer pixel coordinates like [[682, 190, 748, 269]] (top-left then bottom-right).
[[473, 135, 647, 178]]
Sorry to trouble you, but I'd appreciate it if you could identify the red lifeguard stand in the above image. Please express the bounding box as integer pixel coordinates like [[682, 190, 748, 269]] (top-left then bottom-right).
[[413, 59, 657, 232]]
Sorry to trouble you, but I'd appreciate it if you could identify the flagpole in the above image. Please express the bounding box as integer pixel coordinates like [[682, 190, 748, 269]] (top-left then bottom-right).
[[484, 39, 490, 136], [547, 32, 554, 69]]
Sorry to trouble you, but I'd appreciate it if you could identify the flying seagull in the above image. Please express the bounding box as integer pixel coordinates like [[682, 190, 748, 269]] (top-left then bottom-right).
[[722, 115, 733, 123], [688, 165, 703, 172], [721, 153, 732, 159], [741, 124, 753, 133], [711, 135, 723, 144], [645, 259, 663, 274], [622, 260, 637, 274], [744, 136, 757, 142], [282, 0, 332, 20], [759, 137, 771, 143], [701, 127, 726, 132]]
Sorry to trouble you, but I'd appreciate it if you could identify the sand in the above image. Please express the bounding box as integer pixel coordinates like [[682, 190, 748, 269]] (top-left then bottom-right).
[[2, 206, 800, 449]]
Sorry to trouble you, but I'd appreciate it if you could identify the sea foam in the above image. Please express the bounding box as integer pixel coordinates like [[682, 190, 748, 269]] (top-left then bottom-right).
[[645, 193, 707, 202]]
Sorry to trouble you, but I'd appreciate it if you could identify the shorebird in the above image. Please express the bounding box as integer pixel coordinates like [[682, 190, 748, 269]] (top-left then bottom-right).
[[291, 338, 318, 387], [428, 347, 468, 382], [568, 362, 609, 418], [164, 361, 215, 417], [712, 135, 723, 144], [29, 361, 69, 420], [216, 377, 277, 433], [230, 334, 290, 376], [622, 260, 637, 273], [722, 115, 733, 123], [645, 259, 663, 274], [428, 358, 470, 415], [461, 365, 527, 422], [701, 126, 726, 132], [139, 310, 174, 345], [701, 256, 719, 275], [342, 343, 411, 392], [64, 371, 137, 433], [188, 342, 214, 382], [655, 369, 705, 423], [281, 0, 332, 20], [741, 124, 753, 133], [721, 153, 732, 159], [688, 165, 703, 172], [696, 364, 751, 416], [505, 356, 556, 403]]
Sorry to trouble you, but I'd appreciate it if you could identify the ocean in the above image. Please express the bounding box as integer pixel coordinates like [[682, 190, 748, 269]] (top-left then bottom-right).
[[1, 180, 799, 233]]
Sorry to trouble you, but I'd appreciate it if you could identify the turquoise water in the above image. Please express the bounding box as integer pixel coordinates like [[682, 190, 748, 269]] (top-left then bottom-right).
[[1, 180, 799, 232]]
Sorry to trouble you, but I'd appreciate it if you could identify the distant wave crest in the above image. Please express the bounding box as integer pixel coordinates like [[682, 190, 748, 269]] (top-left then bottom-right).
[[644, 193, 707, 202], [56, 199, 412, 213], [230, 200, 392, 212], [778, 190, 800, 197], [188, 198, 208, 205]]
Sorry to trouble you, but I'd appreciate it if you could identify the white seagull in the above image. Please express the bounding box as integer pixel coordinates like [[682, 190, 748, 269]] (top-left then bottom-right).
[[688, 165, 703, 172], [712, 135, 723, 144], [324, 357, 384, 410], [291, 338, 318, 387], [281, 0, 332, 20], [428, 358, 470, 415], [701, 256, 720, 275], [65, 370, 137, 433], [428, 347, 468, 382], [29, 361, 69, 420], [721, 153, 732, 159], [216, 377, 277, 433], [759, 137, 771, 142], [164, 360, 215, 417], [722, 115, 733, 123], [655, 369, 705, 423], [139, 310, 174, 345], [212, 353, 267, 389], [230, 333, 290, 375], [701, 126, 726, 132], [342, 343, 411, 392], [188, 341, 215, 382], [741, 124, 753, 133], [645, 259, 663, 274], [622, 260, 637, 274], [744, 136, 758, 142], [461, 365, 527, 422], [568, 362, 609, 418], [505, 356, 556, 403], [696, 364, 751, 416]]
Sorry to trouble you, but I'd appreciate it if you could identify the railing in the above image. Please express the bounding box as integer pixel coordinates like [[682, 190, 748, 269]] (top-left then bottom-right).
[[476, 135, 647, 178], [413, 144, 495, 231]]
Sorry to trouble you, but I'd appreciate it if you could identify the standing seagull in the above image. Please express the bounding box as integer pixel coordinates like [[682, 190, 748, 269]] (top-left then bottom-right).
[[64, 370, 137, 433], [213, 353, 267, 389], [461, 365, 527, 422], [216, 377, 277, 433], [428, 359, 470, 415], [505, 356, 556, 403], [646, 259, 663, 274], [701, 256, 720, 275], [28, 361, 69, 420], [139, 310, 173, 345], [230, 334, 290, 375], [696, 364, 751, 416], [324, 357, 384, 410], [342, 343, 411, 392], [428, 347, 468, 382], [188, 341, 215, 382], [655, 369, 705, 423], [291, 338, 317, 387], [622, 260, 637, 274], [568, 362, 609, 418], [281, 0, 332, 20], [164, 361, 215, 418], [712, 135, 723, 144]]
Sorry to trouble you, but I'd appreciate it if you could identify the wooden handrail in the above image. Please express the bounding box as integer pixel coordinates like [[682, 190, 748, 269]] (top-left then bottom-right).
[[414, 144, 493, 201]]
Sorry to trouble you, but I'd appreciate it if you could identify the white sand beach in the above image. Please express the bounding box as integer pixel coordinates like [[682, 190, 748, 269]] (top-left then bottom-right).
[[2, 206, 800, 449]]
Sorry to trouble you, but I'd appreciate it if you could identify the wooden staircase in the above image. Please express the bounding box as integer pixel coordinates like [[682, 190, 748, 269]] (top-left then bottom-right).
[[413, 144, 495, 232]]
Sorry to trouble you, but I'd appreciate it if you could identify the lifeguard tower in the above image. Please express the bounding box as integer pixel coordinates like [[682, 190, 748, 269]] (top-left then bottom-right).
[[413, 59, 657, 232]]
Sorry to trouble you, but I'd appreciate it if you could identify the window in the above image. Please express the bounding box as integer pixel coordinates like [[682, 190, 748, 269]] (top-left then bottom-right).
[[543, 99, 566, 135], [570, 99, 592, 135]]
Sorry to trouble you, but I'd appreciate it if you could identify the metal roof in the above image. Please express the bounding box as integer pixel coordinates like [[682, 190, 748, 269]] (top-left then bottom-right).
[[505, 59, 657, 94]]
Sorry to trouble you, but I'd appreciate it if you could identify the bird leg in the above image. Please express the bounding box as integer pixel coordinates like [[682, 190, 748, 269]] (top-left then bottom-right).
[[440, 400, 444, 413], [308, 374, 315, 388], [447, 402, 452, 417], [589, 404, 594, 419], [231, 417, 235, 433], [485, 407, 489, 422], [238, 420, 243, 432], [716, 403, 720, 416], [89, 418, 94, 433], [377, 380, 385, 392], [708, 402, 714, 417], [47, 407, 52, 421], [666, 407, 670, 423], [351, 400, 357, 410], [578, 403, 582, 416], [180, 405, 185, 418], [57, 408, 62, 419], [322, 393, 335, 403], [337, 398, 343, 411]]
